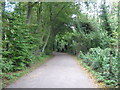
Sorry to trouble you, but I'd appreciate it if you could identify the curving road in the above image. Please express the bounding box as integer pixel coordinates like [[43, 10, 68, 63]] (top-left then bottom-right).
[[7, 52, 98, 88]]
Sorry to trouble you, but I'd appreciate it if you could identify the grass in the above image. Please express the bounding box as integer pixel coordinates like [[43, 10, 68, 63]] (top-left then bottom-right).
[[2, 55, 53, 88]]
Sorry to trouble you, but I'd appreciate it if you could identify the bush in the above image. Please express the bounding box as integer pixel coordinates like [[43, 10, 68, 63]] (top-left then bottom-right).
[[78, 47, 119, 87]]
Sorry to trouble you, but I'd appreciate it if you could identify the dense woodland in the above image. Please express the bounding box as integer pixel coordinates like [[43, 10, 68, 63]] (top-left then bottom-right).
[[0, 0, 120, 88]]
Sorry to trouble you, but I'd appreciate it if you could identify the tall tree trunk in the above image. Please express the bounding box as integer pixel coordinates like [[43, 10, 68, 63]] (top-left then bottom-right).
[[118, 1, 120, 31], [26, 2, 33, 24], [118, 1, 120, 88], [37, 2, 42, 24], [35, 3, 42, 33], [0, 3, 3, 89], [2, 2, 5, 40], [0, 3, 2, 48], [41, 29, 51, 53]]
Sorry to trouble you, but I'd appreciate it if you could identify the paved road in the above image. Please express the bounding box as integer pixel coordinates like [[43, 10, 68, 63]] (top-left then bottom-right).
[[7, 53, 98, 88]]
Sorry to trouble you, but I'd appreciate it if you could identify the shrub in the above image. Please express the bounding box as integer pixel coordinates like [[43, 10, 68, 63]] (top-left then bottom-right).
[[78, 47, 118, 87]]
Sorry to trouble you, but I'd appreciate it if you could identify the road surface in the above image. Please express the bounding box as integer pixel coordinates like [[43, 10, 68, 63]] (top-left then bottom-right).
[[7, 53, 98, 88]]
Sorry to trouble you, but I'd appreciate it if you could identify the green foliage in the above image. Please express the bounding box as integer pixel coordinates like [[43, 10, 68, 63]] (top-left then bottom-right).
[[55, 26, 111, 54], [2, 2, 76, 72], [1, 1, 119, 88], [2, 11, 35, 72], [75, 13, 96, 34], [78, 47, 118, 87]]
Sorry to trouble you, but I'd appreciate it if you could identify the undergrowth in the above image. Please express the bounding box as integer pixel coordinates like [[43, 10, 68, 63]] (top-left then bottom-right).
[[78, 47, 119, 88]]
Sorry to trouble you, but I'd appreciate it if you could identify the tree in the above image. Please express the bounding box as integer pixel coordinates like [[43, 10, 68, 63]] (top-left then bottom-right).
[[100, 0, 112, 36], [26, 2, 37, 24]]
